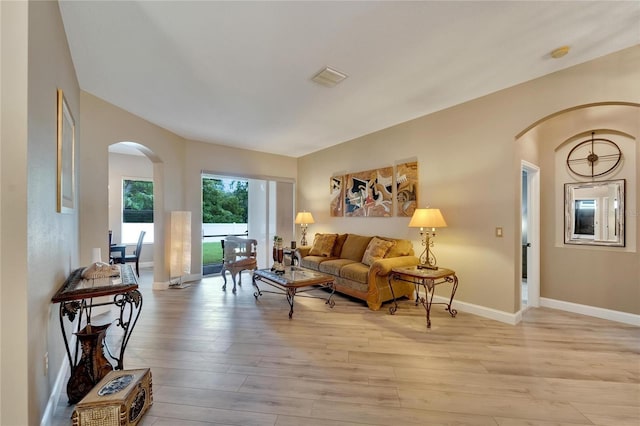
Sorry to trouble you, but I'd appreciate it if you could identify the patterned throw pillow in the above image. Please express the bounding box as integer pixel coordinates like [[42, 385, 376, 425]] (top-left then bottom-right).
[[309, 234, 338, 257], [361, 237, 395, 266]]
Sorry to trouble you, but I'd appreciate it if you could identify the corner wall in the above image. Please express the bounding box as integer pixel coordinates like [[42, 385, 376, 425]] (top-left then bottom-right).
[[0, 0, 81, 423], [519, 104, 639, 314], [297, 45, 640, 317]]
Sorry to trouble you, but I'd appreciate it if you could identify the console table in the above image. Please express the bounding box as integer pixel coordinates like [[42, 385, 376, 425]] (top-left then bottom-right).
[[387, 266, 458, 328], [51, 264, 142, 403]]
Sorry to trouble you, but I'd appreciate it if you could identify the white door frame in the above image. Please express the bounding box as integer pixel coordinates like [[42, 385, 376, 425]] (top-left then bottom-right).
[[521, 160, 540, 308]]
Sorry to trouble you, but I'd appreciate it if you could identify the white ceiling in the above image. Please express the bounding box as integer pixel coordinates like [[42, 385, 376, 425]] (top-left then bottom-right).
[[59, 1, 640, 158]]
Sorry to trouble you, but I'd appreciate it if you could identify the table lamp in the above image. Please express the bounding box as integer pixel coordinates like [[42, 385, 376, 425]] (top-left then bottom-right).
[[408, 208, 447, 269], [295, 211, 315, 246]]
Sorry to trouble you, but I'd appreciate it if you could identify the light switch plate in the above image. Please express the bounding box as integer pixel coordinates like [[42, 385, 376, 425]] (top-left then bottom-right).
[[496, 227, 503, 237]]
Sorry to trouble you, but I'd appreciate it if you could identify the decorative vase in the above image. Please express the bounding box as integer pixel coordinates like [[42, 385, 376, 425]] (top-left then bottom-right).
[[271, 237, 285, 274], [66, 323, 114, 404]]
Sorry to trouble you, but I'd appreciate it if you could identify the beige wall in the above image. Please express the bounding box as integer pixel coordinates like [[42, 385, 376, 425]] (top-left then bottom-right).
[[1, 2, 30, 423], [81, 95, 298, 282], [184, 139, 297, 274], [519, 104, 639, 314], [298, 45, 640, 316], [1, 0, 81, 423], [79, 93, 186, 285]]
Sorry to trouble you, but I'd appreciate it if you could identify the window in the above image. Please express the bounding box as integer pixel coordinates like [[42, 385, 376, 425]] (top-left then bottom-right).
[[122, 179, 154, 244]]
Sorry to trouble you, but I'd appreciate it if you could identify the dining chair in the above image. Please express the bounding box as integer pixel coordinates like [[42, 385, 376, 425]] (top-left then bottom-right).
[[221, 236, 257, 293], [122, 230, 146, 276]]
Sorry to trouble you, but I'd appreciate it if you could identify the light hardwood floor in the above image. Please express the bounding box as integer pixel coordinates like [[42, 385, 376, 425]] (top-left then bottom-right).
[[53, 268, 639, 425]]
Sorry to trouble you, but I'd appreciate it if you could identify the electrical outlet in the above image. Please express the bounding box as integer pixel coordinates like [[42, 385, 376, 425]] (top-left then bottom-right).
[[495, 227, 503, 237], [44, 352, 49, 376]]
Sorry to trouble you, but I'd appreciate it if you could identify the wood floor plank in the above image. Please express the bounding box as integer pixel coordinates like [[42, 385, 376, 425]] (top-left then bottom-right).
[[571, 402, 640, 426], [238, 375, 401, 407], [147, 401, 277, 426], [51, 269, 639, 426], [397, 388, 590, 423]]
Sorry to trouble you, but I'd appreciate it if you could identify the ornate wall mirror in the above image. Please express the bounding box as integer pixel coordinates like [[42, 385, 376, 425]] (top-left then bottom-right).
[[564, 179, 625, 247]]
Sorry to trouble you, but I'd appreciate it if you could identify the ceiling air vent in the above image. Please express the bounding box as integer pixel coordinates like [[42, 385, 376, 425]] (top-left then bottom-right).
[[311, 66, 348, 87]]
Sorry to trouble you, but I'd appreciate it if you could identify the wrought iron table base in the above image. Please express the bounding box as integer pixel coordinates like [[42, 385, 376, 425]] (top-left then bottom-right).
[[59, 290, 143, 372], [388, 270, 458, 329], [253, 275, 336, 319]]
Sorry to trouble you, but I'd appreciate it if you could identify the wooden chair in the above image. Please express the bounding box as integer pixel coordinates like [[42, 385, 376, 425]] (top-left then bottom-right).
[[122, 231, 146, 277], [221, 236, 257, 293]]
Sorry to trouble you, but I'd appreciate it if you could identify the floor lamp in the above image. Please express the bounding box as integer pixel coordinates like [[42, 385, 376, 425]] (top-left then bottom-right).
[[169, 211, 191, 288]]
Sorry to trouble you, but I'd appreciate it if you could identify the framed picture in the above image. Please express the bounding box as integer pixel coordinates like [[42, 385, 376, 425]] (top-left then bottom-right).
[[330, 175, 344, 217], [396, 161, 418, 216], [344, 167, 393, 217], [57, 89, 75, 213]]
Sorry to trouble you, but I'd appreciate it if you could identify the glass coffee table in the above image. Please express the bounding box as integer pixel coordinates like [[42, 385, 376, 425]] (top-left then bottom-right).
[[252, 266, 336, 318]]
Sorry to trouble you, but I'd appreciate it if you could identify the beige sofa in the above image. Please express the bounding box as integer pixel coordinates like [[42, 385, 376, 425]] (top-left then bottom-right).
[[294, 233, 419, 310]]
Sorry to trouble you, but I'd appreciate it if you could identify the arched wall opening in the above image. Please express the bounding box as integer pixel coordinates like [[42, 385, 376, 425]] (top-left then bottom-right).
[[108, 141, 165, 285], [516, 102, 639, 320]]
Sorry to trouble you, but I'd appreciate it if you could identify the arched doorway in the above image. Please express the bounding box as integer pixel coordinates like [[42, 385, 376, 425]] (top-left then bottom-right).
[[108, 142, 164, 284]]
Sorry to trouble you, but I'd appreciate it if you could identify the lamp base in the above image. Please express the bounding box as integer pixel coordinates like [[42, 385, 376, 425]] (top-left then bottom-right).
[[417, 264, 438, 270]]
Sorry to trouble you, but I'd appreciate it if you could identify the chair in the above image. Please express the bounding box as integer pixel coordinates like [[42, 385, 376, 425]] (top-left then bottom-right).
[[108, 230, 126, 265], [221, 236, 257, 293], [121, 231, 146, 277]]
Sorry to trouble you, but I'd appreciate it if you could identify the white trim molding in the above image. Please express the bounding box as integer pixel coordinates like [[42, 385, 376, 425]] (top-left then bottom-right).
[[433, 295, 519, 325], [434, 295, 639, 326], [153, 273, 202, 291], [540, 297, 640, 326]]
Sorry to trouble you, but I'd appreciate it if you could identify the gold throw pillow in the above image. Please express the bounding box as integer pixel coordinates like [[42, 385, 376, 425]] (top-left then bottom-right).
[[309, 234, 338, 257], [361, 237, 395, 266]]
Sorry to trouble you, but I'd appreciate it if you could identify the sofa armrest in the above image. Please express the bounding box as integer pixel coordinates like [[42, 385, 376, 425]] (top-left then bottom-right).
[[369, 256, 420, 276], [294, 246, 312, 259], [366, 256, 420, 310]]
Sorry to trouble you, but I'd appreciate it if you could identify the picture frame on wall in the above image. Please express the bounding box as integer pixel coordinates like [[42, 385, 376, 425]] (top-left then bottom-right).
[[344, 167, 393, 217], [396, 161, 418, 216], [330, 175, 344, 217], [57, 88, 75, 213]]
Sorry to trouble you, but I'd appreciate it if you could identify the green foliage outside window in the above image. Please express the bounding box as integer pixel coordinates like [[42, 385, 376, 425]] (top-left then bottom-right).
[[123, 179, 153, 223], [202, 178, 248, 223]]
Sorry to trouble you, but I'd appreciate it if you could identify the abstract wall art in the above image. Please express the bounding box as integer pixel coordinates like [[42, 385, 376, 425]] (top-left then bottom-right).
[[344, 167, 393, 217], [396, 161, 418, 216], [330, 175, 344, 217]]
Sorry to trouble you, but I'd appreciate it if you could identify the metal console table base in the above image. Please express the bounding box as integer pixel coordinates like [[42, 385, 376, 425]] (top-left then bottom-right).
[[52, 265, 142, 402]]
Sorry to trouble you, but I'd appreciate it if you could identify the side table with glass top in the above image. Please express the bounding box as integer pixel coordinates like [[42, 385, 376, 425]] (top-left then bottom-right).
[[387, 266, 458, 328]]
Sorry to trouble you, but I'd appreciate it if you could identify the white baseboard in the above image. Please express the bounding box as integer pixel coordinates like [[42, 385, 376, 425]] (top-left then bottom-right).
[[153, 273, 202, 290], [432, 295, 519, 325], [540, 297, 640, 326], [432, 294, 640, 327], [40, 342, 73, 426]]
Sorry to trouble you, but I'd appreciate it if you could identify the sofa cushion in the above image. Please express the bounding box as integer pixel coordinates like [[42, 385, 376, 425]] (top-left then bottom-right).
[[300, 255, 333, 271], [340, 262, 369, 284], [362, 237, 395, 266], [319, 258, 357, 276], [332, 233, 349, 257], [309, 233, 337, 257], [378, 237, 414, 258], [340, 234, 373, 262]]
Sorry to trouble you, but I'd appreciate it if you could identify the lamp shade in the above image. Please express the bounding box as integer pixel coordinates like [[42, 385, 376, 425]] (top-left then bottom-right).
[[295, 211, 315, 225], [408, 208, 447, 229], [170, 211, 191, 277]]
